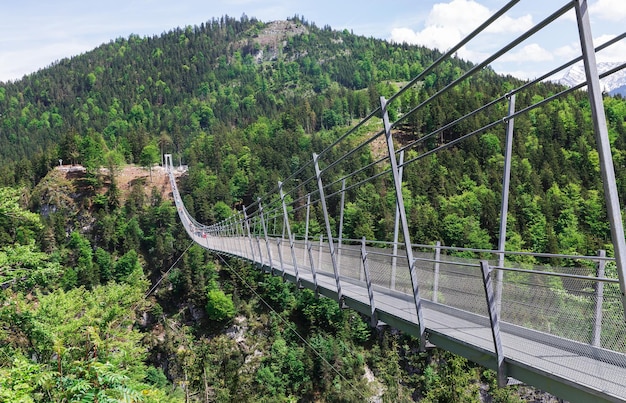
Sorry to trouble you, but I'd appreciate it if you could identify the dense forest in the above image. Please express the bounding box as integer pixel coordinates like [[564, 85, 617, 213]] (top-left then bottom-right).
[[1, 13, 626, 402]]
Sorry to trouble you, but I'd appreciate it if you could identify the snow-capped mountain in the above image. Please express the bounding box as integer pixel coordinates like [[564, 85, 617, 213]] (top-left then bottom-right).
[[558, 62, 626, 97]]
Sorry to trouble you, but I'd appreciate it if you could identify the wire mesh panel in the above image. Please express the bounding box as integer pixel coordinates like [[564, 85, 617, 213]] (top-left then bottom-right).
[[499, 261, 626, 359], [365, 248, 398, 289], [600, 282, 626, 354], [434, 255, 487, 316], [412, 249, 437, 301], [336, 243, 362, 282], [291, 239, 309, 272], [316, 239, 336, 276], [304, 239, 322, 276]]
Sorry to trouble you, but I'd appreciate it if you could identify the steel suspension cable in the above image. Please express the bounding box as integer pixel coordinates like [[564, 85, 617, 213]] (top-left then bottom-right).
[[395, 33, 626, 156], [392, 1, 574, 133], [386, 0, 523, 105], [144, 240, 195, 299]]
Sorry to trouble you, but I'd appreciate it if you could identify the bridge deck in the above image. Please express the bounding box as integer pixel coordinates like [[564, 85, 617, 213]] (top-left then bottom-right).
[[188, 231, 626, 403]]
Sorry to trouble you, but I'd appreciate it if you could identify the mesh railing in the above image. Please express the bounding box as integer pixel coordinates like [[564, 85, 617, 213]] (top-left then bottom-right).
[[194, 215, 625, 358]]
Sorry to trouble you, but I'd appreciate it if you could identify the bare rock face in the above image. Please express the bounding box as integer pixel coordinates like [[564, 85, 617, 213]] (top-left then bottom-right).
[[225, 315, 248, 344], [247, 20, 309, 62], [253, 20, 309, 48]]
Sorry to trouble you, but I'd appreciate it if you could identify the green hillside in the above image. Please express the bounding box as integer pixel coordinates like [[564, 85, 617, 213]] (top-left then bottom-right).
[[1, 13, 625, 402]]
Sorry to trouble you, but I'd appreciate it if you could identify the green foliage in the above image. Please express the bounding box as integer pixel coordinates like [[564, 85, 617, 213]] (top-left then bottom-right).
[[140, 143, 160, 182], [441, 214, 492, 250], [296, 289, 345, 332], [113, 249, 142, 283], [145, 366, 169, 388], [0, 281, 177, 402], [0, 353, 44, 402], [0, 187, 43, 246], [481, 370, 524, 403], [343, 202, 376, 240], [259, 274, 295, 311], [213, 201, 232, 222], [0, 241, 62, 291], [206, 288, 236, 322], [79, 131, 107, 176], [94, 247, 113, 282], [67, 231, 97, 288], [255, 337, 311, 399], [419, 350, 481, 403]]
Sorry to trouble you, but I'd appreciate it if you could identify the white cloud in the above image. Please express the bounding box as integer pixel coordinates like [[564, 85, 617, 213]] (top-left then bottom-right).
[[550, 34, 626, 65], [590, 0, 626, 22], [425, 0, 491, 34], [488, 13, 533, 34], [499, 43, 554, 63], [390, 26, 461, 52], [594, 34, 626, 63], [390, 0, 533, 60], [554, 43, 579, 60]]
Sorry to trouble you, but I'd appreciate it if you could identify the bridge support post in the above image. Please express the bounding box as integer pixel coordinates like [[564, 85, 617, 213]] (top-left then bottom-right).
[[433, 241, 441, 303], [496, 94, 516, 315], [593, 249, 606, 347], [276, 238, 285, 276], [233, 219, 239, 254], [227, 219, 232, 252], [361, 237, 378, 327], [307, 240, 319, 296], [391, 150, 404, 290], [164, 153, 171, 174], [313, 152, 344, 305], [337, 179, 346, 276], [255, 236, 264, 268], [258, 198, 274, 274], [222, 219, 228, 252], [217, 223, 223, 251], [304, 194, 311, 265], [480, 261, 506, 387], [233, 219, 240, 256], [243, 206, 256, 264], [230, 217, 237, 254], [226, 217, 233, 254], [575, 0, 626, 319], [279, 181, 301, 286], [380, 96, 426, 350], [318, 235, 323, 273], [228, 217, 234, 253], [222, 219, 228, 253], [237, 213, 246, 257]]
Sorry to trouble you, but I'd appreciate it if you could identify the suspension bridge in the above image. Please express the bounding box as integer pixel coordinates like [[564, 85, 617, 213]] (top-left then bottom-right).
[[165, 1, 626, 401]]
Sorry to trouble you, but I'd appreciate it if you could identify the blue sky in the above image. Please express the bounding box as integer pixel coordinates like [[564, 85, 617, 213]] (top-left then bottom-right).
[[1, 0, 624, 83]]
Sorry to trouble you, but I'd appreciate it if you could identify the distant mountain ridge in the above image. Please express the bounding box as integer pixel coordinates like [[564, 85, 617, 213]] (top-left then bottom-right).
[[558, 61, 626, 96]]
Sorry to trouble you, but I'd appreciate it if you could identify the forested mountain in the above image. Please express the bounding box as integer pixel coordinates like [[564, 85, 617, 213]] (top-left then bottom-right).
[[0, 16, 451, 178], [1, 13, 626, 402]]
